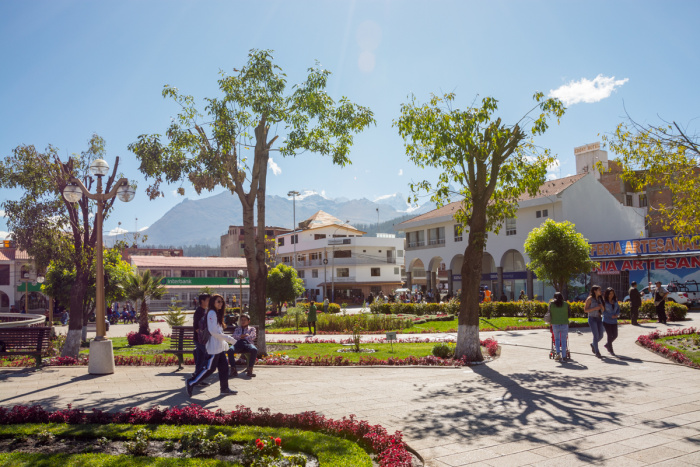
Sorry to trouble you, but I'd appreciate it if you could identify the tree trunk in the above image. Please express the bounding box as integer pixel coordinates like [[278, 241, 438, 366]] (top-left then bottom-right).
[[138, 300, 150, 335], [455, 211, 486, 362], [62, 270, 88, 358]]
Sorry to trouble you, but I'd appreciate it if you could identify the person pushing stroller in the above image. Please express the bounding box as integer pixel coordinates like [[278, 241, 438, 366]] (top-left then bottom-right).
[[548, 292, 570, 362]]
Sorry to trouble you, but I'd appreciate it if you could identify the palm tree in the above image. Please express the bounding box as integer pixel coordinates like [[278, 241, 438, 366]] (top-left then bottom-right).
[[122, 269, 167, 335]]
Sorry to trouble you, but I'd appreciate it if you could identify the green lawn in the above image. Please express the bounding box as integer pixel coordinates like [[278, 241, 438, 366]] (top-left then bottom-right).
[[0, 424, 371, 467], [655, 333, 700, 365], [79, 337, 170, 356], [267, 342, 464, 361]]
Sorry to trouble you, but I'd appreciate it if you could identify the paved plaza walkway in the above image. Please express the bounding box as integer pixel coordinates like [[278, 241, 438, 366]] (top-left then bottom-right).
[[2, 314, 700, 466]]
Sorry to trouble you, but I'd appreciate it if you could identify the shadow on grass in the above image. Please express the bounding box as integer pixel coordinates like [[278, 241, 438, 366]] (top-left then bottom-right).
[[403, 366, 658, 463]]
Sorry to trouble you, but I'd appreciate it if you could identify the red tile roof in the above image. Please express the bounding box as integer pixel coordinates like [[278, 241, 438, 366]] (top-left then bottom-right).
[[397, 174, 586, 227], [131, 256, 247, 268]]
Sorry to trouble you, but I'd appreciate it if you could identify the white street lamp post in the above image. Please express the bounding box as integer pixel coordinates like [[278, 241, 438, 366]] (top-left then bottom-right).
[[287, 190, 300, 270], [330, 220, 350, 304], [62, 159, 135, 375], [238, 269, 245, 311]]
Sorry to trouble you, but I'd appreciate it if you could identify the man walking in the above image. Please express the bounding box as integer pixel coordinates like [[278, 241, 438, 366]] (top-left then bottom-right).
[[628, 281, 642, 325]]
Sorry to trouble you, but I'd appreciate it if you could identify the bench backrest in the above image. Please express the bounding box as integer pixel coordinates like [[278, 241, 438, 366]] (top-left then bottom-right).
[[0, 327, 51, 353], [169, 325, 259, 349]]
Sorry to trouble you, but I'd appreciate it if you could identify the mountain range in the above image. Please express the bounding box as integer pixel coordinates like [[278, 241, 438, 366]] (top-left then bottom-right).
[[110, 190, 435, 248]]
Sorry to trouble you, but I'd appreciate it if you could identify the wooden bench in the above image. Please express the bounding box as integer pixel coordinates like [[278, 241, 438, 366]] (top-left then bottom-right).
[[0, 327, 52, 367], [165, 325, 258, 370]]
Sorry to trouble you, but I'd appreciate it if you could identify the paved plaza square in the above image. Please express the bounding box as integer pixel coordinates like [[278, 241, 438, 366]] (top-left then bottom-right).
[[1, 315, 699, 466]]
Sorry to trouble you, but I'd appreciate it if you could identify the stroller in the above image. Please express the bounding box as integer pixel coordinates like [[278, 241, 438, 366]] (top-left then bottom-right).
[[548, 325, 570, 360]]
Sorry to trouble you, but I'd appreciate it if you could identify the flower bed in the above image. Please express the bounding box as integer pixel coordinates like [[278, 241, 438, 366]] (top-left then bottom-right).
[[0, 405, 413, 466], [126, 329, 164, 346], [637, 327, 700, 369]]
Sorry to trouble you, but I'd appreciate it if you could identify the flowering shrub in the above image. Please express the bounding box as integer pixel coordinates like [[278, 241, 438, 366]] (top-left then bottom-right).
[[0, 405, 413, 467], [272, 312, 412, 333], [126, 329, 164, 346], [637, 327, 700, 369]]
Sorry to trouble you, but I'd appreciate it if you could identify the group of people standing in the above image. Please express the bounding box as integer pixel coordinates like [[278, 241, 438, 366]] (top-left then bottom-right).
[[185, 293, 259, 398], [549, 280, 670, 362]]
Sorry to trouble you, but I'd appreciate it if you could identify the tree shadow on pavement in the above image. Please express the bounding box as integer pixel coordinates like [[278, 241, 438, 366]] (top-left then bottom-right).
[[404, 366, 648, 463]]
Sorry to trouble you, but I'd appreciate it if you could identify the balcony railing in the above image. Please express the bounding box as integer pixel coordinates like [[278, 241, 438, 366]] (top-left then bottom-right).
[[428, 238, 446, 245], [407, 241, 425, 248]]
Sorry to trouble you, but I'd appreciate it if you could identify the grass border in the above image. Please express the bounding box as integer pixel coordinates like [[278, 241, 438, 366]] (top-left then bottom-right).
[[636, 327, 700, 369]]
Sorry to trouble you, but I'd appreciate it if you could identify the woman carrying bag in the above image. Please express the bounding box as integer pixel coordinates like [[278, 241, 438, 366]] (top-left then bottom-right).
[[548, 292, 570, 362], [186, 293, 238, 397], [602, 287, 621, 356], [584, 285, 605, 358]]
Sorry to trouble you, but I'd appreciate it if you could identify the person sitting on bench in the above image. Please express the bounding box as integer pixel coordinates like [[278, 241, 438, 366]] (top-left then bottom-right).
[[229, 313, 257, 377]]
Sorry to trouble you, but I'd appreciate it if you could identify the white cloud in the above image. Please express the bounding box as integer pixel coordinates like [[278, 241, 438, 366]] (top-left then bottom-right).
[[354, 176, 357, 180], [0, 231, 10, 240], [549, 74, 629, 106], [320, 190, 327, 198], [268, 158, 282, 176], [546, 173, 558, 181], [108, 227, 129, 236], [0, 210, 5, 217], [374, 194, 396, 202], [398, 169, 403, 176], [139, 226, 149, 232]]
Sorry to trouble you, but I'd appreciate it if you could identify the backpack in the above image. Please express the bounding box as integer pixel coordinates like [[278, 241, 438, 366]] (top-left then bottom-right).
[[198, 312, 211, 345]]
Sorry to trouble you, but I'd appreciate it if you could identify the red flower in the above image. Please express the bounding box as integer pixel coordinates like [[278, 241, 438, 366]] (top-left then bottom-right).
[[275, 437, 281, 446]]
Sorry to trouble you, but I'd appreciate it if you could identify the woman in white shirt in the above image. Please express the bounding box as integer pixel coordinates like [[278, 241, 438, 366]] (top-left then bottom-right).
[[186, 294, 238, 397]]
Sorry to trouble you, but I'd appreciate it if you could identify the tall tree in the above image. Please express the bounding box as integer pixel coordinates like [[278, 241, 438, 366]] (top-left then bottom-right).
[[524, 219, 598, 298], [395, 93, 564, 360], [604, 117, 700, 242], [122, 269, 167, 335], [129, 49, 375, 353], [267, 263, 305, 313], [0, 135, 126, 357]]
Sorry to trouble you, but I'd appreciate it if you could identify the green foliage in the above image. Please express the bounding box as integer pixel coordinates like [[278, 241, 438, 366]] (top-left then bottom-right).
[[604, 117, 700, 242], [351, 323, 362, 352], [267, 264, 305, 309], [432, 342, 456, 358], [35, 430, 55, 445], [524, 220, 598, 295], [122, 269, 167, 335], [298, 301, 340, 313], [180, 428, 219, 457], [164, 302, 187, 328], [123, 428, 150, 456], [271, 312, 412, 333], [394, 92, 565, 360]]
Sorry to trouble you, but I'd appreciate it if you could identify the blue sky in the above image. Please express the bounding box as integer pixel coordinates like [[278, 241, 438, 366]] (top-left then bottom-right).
[[1, 0, 699, 238]]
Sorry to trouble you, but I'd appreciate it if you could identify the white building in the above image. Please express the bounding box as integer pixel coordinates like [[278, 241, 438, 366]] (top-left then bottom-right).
[[0, 247, 48, 312], [275, 211, 405, 303], [130, 256, 248, 311], [396, 173, 645, 301]]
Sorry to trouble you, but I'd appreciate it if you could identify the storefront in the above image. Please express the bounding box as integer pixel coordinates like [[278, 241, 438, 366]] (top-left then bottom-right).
[[590, 235, 700, 297]]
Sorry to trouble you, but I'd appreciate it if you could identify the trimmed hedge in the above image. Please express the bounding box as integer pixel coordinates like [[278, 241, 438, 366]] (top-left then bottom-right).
[[297, 302, 341, 314], [370, 299, 687, 321]]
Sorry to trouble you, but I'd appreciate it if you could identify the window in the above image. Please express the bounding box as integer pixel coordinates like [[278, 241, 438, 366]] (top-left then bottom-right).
[[314, 234, 326, 240], [371, 268, 381, 277], [626, 194, 633, 206], [278, 237, 284, 246], [397, 250, 404, 257], [394, 267, 400, 275], [506, 217, 516, 236], [407, 230, 425, 247], [290, 234, 298, 244], [181, 270, 196, 277], [536, 210, 541, 218], [428, 227, 445, 245], [337, 268, 349, 277], [334, 249, 351, 258], [543, 209, 548, 217], [282, 256, 290, 263], [298, 270, 305, 278], [312, 269, 318, 278], [639, 194, 648, 207], [454, 224, 463, 241]]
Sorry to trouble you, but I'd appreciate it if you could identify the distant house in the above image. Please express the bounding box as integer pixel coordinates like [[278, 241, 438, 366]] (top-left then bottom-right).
[[130, 256, 248, 311], [220, 225, 291, 261], [275, 211, 404, 303], [396, 172, 645, 301]]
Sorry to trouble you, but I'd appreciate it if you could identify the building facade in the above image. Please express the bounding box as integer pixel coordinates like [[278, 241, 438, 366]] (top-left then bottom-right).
[[275, 211, 404, 303], [121, 247, 184, 263], [130, 256, 248, 311], [0, 246, 48, 312], [397, 173, 645, 302], [220, 226, 291, 259]]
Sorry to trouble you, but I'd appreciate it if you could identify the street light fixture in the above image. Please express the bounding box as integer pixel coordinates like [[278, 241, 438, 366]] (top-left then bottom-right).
[[330, 220, 350, 304], [62, 161, 134, 375], [287, 190, 300, 270], [237, 269, 245, 312]]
